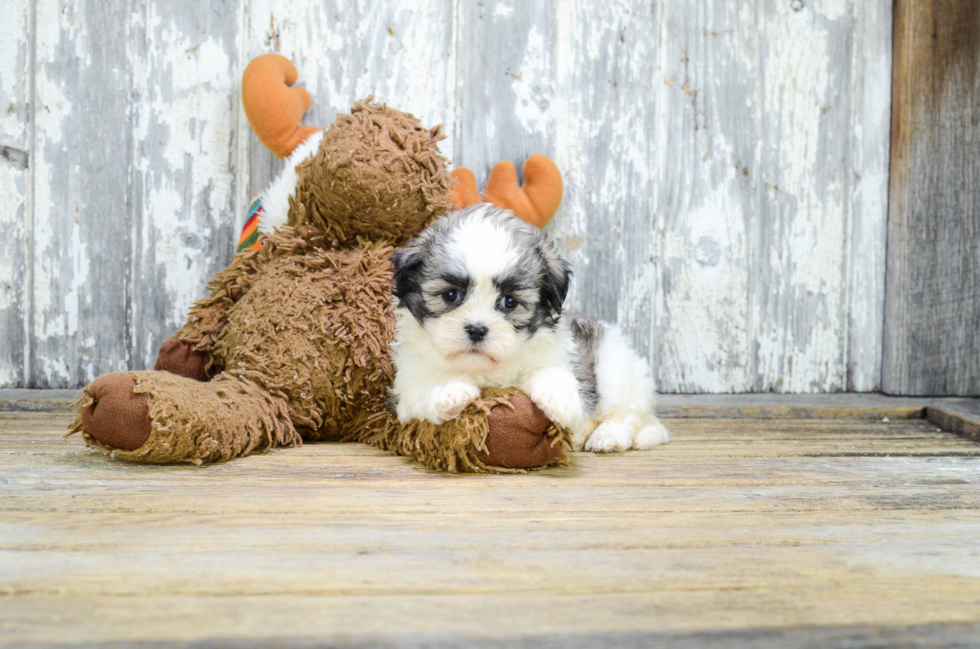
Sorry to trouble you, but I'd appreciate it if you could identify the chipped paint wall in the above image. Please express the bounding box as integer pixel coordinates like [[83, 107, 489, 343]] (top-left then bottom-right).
[[0, 0, 892, 392]]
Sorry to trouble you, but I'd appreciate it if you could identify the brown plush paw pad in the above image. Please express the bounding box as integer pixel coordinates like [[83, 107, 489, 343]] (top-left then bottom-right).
[[154, 338, 211, 382], [79, 374, 152, 451], [479, 394, 563, 469]]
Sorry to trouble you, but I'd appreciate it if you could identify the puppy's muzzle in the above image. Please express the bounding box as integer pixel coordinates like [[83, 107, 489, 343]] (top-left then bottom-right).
[[465, 324, 489, 343]]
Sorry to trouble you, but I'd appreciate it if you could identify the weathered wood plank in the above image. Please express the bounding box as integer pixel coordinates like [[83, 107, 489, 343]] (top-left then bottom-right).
[[755, 1, 890, 392], [6, 529, 980, 596], [884, 0, 980, 396], [0, 389, 76, 412], [127, 0, 242, 369], [0, 1, 897, 394], [0, 0, 32, 388], [453, 1, 889, 392], [549, 1, 659, 371], [242, 0, 458, 200], [1, 389, 962, 418], [6, 418, 980, 518], [455, 0, 554, 179], [30, 0, 134, 387], [928, 399, 980, 443], [846, 0, 893, 391], [653, 1, 892, 393], [7, 510, 980, 556], [3, 596, 980, 648], [2, 413, 980, 645], [651, 0, 755, 392]]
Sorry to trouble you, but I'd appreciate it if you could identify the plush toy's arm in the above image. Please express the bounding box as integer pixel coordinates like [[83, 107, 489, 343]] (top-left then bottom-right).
[[156, 246, 268, 380], [450, 155, 563, 229], [156, 53, 327, 380]]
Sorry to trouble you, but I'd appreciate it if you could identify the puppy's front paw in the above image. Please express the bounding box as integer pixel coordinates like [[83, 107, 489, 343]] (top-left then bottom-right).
[[584, 421, 634, 453], [524, 368, 584, 430], [427, 381, 481, 424]]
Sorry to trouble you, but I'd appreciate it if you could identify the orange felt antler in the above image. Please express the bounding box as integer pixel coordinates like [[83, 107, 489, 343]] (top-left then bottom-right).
[[241, 54, 323, 159], [451, 155, 563, 229], [449, 168, 483, 210]]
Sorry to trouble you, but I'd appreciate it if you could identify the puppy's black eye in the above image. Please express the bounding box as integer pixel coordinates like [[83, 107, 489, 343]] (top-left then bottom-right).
[[443, 289, 461, 304], [497, 295, 517, 311]]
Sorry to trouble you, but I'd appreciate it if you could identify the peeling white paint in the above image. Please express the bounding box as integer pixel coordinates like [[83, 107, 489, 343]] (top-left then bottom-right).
[[0, 0, 30, 145], [141, 19, 236, 327], [246, 0, 457, 179], [0, 0, 30, 392], [1, 0, 894, 391], [846, 0, 891, 391], [657, 192, 751, 393], [511, 26, 554, 137], [32, 0, 79, 350], [494, 3, 514, 19]]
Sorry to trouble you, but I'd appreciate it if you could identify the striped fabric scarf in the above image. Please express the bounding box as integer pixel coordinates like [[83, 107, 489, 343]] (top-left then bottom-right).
[[236, 196, 264, 253]]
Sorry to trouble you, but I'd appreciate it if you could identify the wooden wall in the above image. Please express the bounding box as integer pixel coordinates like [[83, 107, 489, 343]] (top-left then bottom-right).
[[883, 0, 980, 396], [0, 0, 894, 392]]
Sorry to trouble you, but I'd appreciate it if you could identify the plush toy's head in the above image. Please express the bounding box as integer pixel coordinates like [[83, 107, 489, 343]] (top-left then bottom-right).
[[288, 100, 454, 246], [242, 54, 453, 246], [242, 53, 564, 248]]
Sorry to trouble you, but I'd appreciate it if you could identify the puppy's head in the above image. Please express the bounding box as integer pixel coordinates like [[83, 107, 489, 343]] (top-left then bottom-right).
[[392, 204, 570, 370]]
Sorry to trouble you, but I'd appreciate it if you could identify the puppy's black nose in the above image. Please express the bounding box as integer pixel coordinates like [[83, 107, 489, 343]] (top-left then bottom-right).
[[465, 324, 489, 343]]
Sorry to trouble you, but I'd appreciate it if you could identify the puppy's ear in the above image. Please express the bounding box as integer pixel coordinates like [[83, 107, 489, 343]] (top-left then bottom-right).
[[391, 245, 424, 300], [539, 241, 571, 316]]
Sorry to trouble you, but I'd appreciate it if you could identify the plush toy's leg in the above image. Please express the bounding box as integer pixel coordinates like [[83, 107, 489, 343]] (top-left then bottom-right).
[[361, 388, 569, 473], [154, 339, 212, 381], [69, 370, 301, 464], [479, 393, 565, 469]]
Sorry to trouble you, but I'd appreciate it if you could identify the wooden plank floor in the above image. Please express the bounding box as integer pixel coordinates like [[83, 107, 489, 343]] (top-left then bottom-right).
[[2, 412, 980, 647]]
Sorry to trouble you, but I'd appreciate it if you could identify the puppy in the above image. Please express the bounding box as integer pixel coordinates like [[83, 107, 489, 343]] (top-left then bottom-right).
[[389, 204, 669, 452]]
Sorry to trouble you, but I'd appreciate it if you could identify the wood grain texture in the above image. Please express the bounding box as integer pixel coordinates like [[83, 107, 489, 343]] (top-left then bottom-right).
[[928, 399, 980, 444], [0, 0, 32, 388], [550, 1, 659, 369], [4, 389, 964, 418], [655, 392, 965, 421], [3, 413, 980, 645], [30, 0, 133, 387], [2, 1, 894, 393], [883, 0, 980, 396], [455, 0, 554, 177], [847, 0, 893, 392], [242, 0, 459, 199], [649, 0, 891, 393], [127, 0, 242, 369]]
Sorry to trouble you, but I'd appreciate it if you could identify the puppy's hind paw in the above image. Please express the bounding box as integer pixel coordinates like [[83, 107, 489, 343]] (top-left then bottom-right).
[[428, 381, 481, 424], [584, 421, 634, 453], [633, 420, 670, 450]]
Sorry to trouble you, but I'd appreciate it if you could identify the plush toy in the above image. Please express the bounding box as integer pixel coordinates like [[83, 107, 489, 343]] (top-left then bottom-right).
[[67, 54, 567, 473]]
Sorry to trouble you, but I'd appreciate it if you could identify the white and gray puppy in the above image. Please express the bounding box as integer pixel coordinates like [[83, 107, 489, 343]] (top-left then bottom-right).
[[389, 204, 669, 452]]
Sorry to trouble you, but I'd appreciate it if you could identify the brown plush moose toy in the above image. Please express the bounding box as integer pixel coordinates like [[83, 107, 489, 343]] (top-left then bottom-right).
[[68, 54, 567, 472]]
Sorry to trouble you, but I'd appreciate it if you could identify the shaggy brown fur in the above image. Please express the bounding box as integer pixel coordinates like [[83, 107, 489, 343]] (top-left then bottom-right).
[[289, 100, 455, 246], [68, 371, 301, 465], [363, 388, 569, 473], [207, 227, 396, 440], [68, 99, 568, 472]]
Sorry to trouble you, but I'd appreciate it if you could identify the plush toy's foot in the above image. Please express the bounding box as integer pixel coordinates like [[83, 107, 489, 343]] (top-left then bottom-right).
[[69, 371, 302, 464], [360, 388, 569, 473], [78, 373, 152, 451], [154, 338, 212, 381], [478, 394, 563, 468]]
